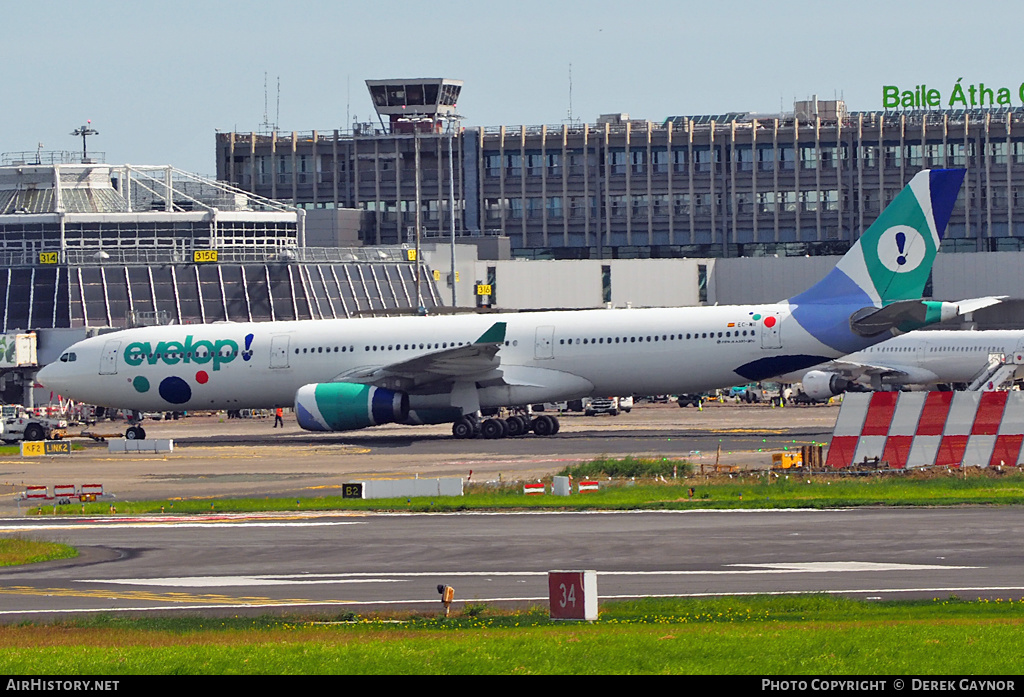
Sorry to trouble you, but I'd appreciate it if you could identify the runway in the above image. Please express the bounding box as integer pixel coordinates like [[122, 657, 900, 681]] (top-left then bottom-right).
[[1, 507, 1021, 620]]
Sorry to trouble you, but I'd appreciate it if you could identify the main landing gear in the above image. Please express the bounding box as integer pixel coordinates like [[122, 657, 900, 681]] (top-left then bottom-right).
[[451, 414, 560, 440]]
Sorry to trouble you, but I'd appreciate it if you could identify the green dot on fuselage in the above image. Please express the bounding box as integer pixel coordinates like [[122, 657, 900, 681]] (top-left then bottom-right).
[[133, 376, 150, 393]]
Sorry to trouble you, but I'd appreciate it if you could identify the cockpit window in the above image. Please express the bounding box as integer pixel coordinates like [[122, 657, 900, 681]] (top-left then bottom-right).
[[59, 353, 69, 362]]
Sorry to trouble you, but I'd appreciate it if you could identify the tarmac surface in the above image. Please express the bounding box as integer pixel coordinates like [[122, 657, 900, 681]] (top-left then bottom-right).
[[0, 401, 838, 510]]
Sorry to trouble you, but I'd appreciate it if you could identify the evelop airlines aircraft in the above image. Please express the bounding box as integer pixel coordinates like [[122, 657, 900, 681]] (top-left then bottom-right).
[[39, 169, 979, 440], [781, 329, 1024, 398]]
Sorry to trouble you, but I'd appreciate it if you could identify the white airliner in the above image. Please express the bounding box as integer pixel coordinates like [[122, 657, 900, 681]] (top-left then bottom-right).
[[38, 169, 983, 440], [781, 329, 1024, 398]]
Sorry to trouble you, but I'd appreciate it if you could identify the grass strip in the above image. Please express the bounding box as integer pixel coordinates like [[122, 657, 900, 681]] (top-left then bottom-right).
[[0, 537, 78, 566], [33, 469, 1024, 516], [0, 596, 1021, 674]]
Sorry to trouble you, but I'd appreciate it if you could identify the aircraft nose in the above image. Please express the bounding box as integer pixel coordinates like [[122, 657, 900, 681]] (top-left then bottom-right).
[[35, 362, 58, 388]]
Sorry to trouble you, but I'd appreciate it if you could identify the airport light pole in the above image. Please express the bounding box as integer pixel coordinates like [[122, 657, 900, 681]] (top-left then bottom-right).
[[70, 121, 98, 163], [448, 123, 457, 308]]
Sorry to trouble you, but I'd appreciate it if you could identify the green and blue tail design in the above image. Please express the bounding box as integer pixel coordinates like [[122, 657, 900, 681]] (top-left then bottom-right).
[[788, 168, 966, 353]]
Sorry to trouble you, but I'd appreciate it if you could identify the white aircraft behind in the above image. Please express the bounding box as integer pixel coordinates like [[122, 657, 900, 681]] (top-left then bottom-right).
[[780, 329, 1024, 398], [38, 169, 981, 440]]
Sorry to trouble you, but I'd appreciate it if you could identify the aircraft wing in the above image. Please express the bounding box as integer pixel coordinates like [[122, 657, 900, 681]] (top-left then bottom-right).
[[334, 322, 507, 390], [824, 359, 912, 380]]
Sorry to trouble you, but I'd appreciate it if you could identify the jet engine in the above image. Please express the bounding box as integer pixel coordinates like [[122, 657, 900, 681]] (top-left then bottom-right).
[[800, 370, 850, 400], [294, 383, 409, 432]]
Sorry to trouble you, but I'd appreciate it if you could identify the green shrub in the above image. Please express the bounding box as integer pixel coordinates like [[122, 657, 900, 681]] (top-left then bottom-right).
[[557, 456, 691, 479]]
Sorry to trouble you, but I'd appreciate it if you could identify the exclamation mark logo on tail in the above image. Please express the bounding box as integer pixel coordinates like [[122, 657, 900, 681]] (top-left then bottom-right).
[[877, 225, 926, 274], [242, 333, 254, 361]]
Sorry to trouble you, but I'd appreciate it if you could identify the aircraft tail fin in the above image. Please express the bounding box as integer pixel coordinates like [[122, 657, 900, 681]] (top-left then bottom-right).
[[790, 169, 965, 308]]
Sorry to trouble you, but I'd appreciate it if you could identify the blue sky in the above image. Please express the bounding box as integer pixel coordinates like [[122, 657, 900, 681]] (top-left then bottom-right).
[[3, 0, 1022, 174]]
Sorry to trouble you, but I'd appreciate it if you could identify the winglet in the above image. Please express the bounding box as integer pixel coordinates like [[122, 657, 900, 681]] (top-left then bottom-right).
[[475, 321, 507, 344]]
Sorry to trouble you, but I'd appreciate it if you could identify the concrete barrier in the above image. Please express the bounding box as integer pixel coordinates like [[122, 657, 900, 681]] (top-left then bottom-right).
[[354, 477, 463, 500], [108, 439, 174, 454]]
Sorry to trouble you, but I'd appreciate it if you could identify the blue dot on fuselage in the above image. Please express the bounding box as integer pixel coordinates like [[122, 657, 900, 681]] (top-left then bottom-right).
[[159, 376, 192, 404]]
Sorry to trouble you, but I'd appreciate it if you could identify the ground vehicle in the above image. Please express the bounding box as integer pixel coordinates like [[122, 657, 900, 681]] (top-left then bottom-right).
[[772, 452, 803, 469], [791, 388, 828, 405], [0, 405, 68, 443], [676, 393, 705, 408], [619, 396, 633, 413], [733, 382, 785, 405], [583, 397, 620, 416]]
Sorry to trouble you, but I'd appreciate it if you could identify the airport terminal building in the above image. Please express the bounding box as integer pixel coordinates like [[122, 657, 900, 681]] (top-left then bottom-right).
[[216, 83, 1024, 260]]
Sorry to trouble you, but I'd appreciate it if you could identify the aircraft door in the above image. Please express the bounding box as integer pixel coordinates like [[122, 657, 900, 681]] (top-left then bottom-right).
[[269, 335, 290, 369], [1013, 337, 1024, 365], [99, 340, 120, 375], [535, 326, 555, 360], [760, 311, 782, 350]]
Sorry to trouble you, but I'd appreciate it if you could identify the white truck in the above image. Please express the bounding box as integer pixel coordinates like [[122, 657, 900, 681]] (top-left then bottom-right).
[[0, 405, 68, 443], [583, 396, 632, 416]]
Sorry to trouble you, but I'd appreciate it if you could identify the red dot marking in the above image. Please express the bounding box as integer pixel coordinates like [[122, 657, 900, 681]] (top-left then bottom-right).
[[764, 316, 777, 328], [195, 371, 209, 384]]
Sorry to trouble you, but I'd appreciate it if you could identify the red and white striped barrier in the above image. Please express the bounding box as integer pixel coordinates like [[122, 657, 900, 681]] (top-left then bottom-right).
[[524, 482, 545, 495], [578, 480, 599, 493], [81, 484, 104, 497], [17, 484, 107, 503], [827, 391, 1024, 469]]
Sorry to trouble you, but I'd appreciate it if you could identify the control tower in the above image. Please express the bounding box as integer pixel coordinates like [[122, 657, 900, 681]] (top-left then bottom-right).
[[365, 78, 463, 134]]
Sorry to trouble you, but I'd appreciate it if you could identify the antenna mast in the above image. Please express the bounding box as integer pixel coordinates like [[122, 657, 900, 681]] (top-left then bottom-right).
[[568, 63, 574, 124]]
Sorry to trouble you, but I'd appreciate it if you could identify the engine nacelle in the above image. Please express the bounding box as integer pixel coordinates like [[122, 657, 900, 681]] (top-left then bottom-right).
[[294, 383, 409, 432], [800, 370, 849, 400]]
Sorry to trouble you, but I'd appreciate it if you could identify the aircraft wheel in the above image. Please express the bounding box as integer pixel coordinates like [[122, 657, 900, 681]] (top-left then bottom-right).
[[532, 415, 555, 436], [481, 418, 507, 439], [505, 416, 524, 437], [125, 426, 146, 440], [549, 415, 560, 434], [452, 418, 475, 439]]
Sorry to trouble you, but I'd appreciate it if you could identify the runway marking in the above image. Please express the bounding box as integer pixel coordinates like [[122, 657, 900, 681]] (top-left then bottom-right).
[[81, 562, 979, 589], [0, 522, 364, 532], [0, 513, 366, 532], [0, 585, 348, 606], [725, 562, 977, 572], [92, 576, 409, 588]]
